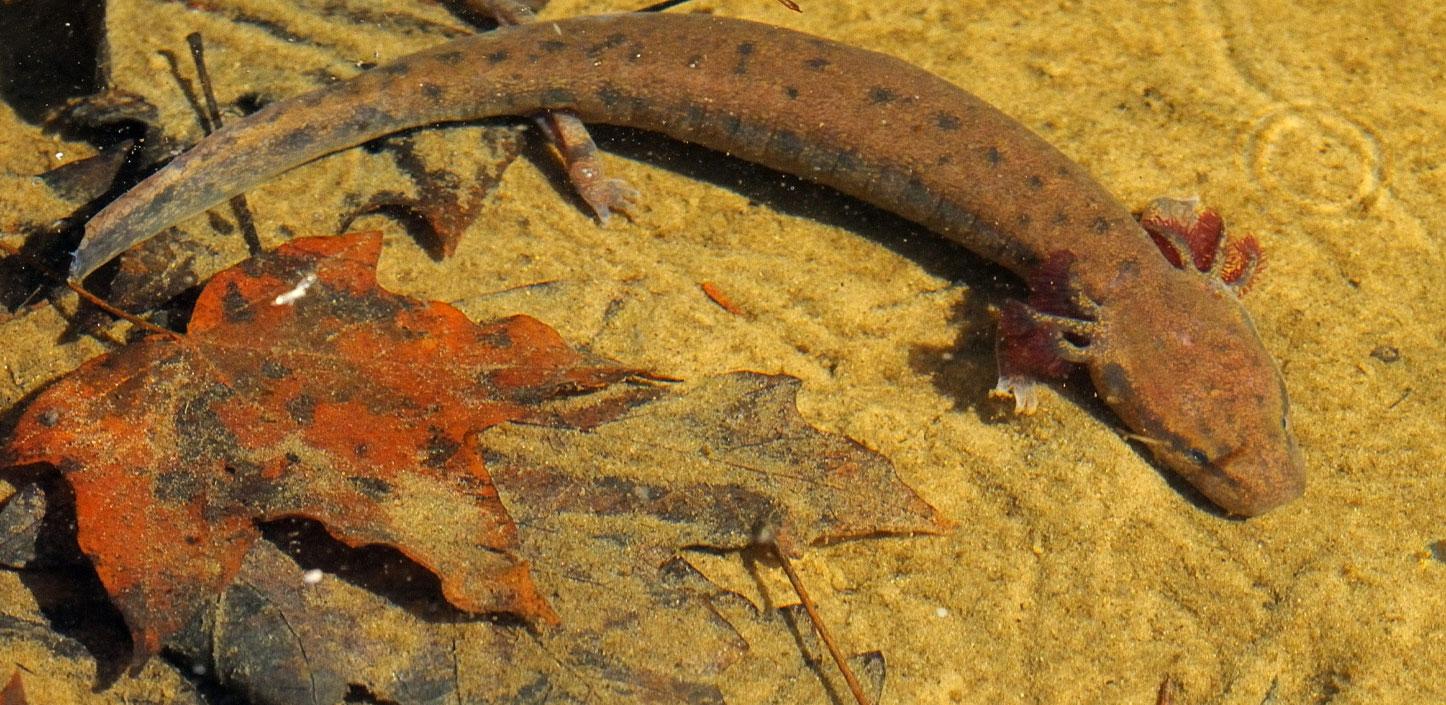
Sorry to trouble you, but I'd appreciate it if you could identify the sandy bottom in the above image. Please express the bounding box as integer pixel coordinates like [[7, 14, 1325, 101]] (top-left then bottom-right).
[[1, 0, 1441, 703]]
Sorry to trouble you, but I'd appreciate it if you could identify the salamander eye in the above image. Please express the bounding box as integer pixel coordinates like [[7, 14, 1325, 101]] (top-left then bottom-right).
[[1185, 448, 1209, 466]]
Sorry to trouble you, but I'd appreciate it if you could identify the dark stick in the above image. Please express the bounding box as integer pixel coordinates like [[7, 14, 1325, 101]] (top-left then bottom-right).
[[764, 529, 874, 705], [186, 32, 263, 257]]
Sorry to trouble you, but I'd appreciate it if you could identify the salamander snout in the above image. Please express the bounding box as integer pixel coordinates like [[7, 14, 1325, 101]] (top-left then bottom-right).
[[1150, 423, 1306, 517], [1094, 352, 1307, 517]]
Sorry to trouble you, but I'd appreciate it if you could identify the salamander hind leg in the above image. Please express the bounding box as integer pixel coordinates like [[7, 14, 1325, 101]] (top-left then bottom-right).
[[1138, 197, 1263, 294], [989, 251, 1099, 415], [474, 0, 640, 222], [534, 112, 641, 222]]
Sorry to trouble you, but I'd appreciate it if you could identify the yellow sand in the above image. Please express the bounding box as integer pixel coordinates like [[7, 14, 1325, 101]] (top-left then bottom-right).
[[1, 0, 1441, 702]]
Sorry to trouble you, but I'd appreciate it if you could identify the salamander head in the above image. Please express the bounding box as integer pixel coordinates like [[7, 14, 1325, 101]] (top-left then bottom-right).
[[1091, 275, 1304, 517]]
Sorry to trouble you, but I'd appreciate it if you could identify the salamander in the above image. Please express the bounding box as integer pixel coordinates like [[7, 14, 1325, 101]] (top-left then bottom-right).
[[68, 13, 1304, 516]]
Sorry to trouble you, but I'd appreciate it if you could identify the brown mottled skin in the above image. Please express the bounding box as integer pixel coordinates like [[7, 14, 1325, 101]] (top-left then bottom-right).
[[72, 13, 1303, 515]]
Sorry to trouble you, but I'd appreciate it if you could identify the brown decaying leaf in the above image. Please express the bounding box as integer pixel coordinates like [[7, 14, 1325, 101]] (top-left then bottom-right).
[[36, 140, 134, 204], [0, 482, 45, 569], [167, 371, 942, 705], [1, 671, 24, 705], [174, 521, 743, 705], [481, 372, 949, 702], [1, 231, 646, 664], [490, 372, 953, 552], [349, 128, 525, 259]]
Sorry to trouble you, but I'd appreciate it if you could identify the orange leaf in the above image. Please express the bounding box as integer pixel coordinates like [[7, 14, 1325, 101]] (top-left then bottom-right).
[[2, 232, 643, 665]]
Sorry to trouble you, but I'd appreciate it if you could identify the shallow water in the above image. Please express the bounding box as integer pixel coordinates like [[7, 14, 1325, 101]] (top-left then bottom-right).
[[0, 0, 1441, 703]]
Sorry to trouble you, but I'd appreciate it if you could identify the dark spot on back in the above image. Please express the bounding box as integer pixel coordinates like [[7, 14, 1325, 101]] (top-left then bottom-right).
[[768, 129, 803, 160], [587, 33, 628, 57], [936, 155, 953, 166], [734, 41, 755, 75], [869, 87, 897, 104], [1017, 213, 1032, 226], [420, 82, 443, 102], [901, 177, 933, 210], [683, 103, 707, 128], [935, 112, 961, 131], [721, 113, 743, 139], [276, 129, 315, 153], [348, 106, 392, 133], [1026, 175, 1045, 189], [985, 146, 1003, 166], [539, 40, 567, 53], [784, 85, 799, 99], [374, 63, 409, 77], [1053, 211, 1069, 225], [486, 50, 510, 64], [804, 57, 830, 71], [337, 78, 368, 96], [542, 88, 576, 107], [1093, 217, 1111, 234], [597, 86, 622, 109], [687, 54, 704, 69], [435, 50, 464, 65]]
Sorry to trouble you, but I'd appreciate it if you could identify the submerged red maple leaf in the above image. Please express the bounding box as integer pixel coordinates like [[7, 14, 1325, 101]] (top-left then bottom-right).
[[2, 232, 643, 664]]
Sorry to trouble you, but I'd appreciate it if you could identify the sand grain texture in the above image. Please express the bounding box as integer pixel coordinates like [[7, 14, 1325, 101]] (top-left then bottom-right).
[[0, 0, 1441, 703]]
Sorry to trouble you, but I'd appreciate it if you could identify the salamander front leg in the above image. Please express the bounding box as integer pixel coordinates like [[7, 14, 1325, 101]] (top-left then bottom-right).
[[990, 301, 1097, 414], [988, 251, 1099, 414]]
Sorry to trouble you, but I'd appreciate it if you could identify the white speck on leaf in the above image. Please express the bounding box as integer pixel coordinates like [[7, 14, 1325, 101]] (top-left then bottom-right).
[[273, 273, 318, 305]]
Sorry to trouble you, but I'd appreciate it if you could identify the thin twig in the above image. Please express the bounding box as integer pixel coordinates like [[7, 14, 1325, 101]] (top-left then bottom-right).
[[186, 32, 263, 257], [766, 533, 874, 705], [186, 33, 222, 128], [0, 241, 180, 340]]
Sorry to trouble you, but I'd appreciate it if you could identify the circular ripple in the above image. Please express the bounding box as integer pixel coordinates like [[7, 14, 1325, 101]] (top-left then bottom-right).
[[1247, 104, 1384, 214]]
